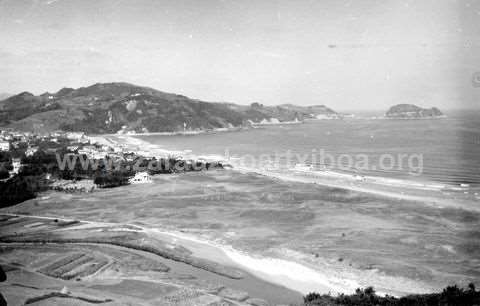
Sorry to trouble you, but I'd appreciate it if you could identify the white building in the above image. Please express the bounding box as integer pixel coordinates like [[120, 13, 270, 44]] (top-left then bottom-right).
[[78, 137, 90, 144], [256, 118, 280, 125], [0, 141, 9, 151], [293, 163, 314, 172], [92, 152, 107, 159], [112, 145, 124, 153], [315, 114, 339, 120], [10, 158, 21, 175], [25, 146, 39, 157], [128, 172, 152, 184], [66, 132, 85, 141], [101, 145, 113, 152]]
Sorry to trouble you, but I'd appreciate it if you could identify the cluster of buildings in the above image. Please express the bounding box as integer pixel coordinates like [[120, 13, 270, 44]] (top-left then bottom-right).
[[0, 130, 87, 152], [0, 129, 153, 184], [0, 129, 100, 155]]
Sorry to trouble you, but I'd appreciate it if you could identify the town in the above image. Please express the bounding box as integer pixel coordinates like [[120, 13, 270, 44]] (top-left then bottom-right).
[[0, 129, 223, 208]]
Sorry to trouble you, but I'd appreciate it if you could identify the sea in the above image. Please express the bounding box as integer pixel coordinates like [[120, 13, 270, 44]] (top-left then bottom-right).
[[137, 110, 480, 187]]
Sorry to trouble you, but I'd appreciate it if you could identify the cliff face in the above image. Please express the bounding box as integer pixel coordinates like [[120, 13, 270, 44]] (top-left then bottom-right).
[[385, 104, 444, 119], [0, 82, 340, 134]]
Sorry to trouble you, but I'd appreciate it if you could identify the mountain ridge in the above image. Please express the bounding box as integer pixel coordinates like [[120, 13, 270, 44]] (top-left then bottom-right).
[[0, 82, 340, 134]]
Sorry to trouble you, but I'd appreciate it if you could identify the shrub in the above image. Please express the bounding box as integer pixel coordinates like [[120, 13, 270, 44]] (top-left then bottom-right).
[[93, 171, 131, 188], [0, 175, 38, 208], [0, 167, 9, 180]]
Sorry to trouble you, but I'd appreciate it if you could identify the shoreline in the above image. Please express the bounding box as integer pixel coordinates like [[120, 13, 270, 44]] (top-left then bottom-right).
[[86, 134, 478, 297], [144, 227, 351, 296], [4, 209, 440, 297], [99, 126, 252, 138], [0, 212, 431, 298], [233, 166, 480, 212], [9, 211, 349, 295], [105, 134, 478, 209], [141, 223, 441, 298]]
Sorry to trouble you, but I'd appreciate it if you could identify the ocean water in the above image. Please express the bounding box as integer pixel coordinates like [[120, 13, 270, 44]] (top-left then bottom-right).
[[137, 111, 480, 187]]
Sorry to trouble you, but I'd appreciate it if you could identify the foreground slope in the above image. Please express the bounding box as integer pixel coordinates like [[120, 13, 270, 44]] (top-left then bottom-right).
[[0, 214, 302, 305]]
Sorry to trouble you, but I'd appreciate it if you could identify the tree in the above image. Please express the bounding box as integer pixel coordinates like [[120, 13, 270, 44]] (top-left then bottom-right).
[[0, 167, 9, 180]]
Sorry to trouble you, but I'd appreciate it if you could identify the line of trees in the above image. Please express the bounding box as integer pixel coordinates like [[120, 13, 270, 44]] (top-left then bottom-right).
[[303, 284, 480, 306]]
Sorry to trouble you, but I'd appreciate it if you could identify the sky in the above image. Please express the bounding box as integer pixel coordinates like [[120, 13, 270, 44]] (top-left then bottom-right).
[[0, 0, 479, 110]]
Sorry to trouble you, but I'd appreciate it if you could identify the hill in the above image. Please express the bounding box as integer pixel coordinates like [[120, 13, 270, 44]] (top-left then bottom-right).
[[385, 104, 444, 119], [0, 82, 340, 134]]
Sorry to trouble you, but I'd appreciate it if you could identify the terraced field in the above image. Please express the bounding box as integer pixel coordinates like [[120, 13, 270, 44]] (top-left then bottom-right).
[[0, 214, 302, 305]]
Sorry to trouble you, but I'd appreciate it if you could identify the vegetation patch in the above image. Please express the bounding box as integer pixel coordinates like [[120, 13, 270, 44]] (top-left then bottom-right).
[[303, 284, 480, 306], [25, 292, 112, 304]]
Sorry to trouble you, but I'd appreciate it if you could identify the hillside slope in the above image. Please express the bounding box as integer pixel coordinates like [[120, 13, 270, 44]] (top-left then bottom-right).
[[0, 82, 339, 133], [0, 93, 11, 101]]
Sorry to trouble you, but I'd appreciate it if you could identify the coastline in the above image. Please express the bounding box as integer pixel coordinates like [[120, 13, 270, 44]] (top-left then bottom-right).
[[144, 227, 352, 295], [87, 134, 479, 297], [0, 212, 430, 298], [139, 217, 441, 298], [233, 166, 480, 212], [104, 134, 479, 210], [100, 126, 252, 138]]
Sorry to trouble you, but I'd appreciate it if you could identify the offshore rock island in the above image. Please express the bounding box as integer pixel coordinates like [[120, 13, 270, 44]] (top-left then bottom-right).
[[385, 104, 445, 119]]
